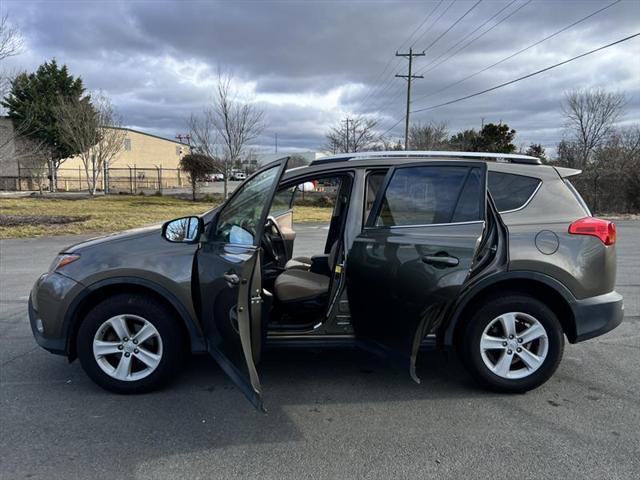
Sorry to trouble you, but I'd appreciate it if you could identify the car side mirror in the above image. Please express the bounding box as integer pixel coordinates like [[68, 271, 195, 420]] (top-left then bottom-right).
[[162, 216, 203, 243]]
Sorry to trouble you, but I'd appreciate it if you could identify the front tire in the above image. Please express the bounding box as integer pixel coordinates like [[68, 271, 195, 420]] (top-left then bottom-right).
[[77, 294, 184, 394], [459, 294, 564, 393]]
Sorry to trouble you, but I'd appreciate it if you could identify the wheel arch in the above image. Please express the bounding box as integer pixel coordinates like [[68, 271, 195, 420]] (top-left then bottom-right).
[[441, 271, 578, 347], [63, 277, 206, 360]]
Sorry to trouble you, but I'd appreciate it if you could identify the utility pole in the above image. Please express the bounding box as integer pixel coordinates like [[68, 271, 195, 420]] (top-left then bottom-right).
[[342, 118, 351, 153], [395, 47, 425, 150], [175, 133, 192, 147]]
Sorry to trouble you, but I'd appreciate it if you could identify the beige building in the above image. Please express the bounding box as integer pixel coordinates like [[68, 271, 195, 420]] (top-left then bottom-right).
[[0, 121, 191, 191], [59, 127, 190, 192]]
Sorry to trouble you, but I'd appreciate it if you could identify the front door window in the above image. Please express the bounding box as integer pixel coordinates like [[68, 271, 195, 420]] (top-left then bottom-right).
[[213, 165, 281, 245]]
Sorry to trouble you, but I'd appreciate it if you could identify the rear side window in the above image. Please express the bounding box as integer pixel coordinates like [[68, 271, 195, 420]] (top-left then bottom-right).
[[374, 166, 482, 227], [488, 172, 540, 212]]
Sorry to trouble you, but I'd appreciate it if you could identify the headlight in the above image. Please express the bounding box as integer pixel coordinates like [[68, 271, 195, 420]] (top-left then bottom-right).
[[49, 254, 80, 272]]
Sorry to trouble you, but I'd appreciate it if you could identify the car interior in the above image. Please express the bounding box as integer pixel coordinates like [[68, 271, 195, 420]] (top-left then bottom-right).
[[259, 173, 353, 330]]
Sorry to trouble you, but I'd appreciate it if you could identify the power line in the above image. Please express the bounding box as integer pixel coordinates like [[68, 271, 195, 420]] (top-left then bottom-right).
[[405, 0, 446, 49], [357, 0, 445, 109], [376, 0, 495, 133], [412, 0, 623, 104], [414, 0, 529, 77], [366, 0, 479, 118], [409, 0, 457, 48], [380, 115, 406, 138], [395, 48, 425, 149], [421, 0, 483, 55], [375, 0, 495, 133], [410, 32, 640, 114], [360, 0, 449, 114]]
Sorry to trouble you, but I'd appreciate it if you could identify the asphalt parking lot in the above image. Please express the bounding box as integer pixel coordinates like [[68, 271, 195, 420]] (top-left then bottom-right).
[[1, 221, 638, 479]]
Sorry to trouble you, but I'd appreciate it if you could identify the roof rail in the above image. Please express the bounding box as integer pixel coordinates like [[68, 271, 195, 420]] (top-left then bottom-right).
[[311, 150, 542, 166]]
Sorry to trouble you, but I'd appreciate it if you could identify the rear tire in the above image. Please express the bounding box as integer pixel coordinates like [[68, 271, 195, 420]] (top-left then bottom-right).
[[77, 294, 184, 394], [459, 294, 564, 393]]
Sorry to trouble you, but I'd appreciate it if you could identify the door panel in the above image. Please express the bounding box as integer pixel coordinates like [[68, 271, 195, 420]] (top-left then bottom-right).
[[198, 243, 264, 409], [196, 159, 288, 411], [346, 162, 488, 382]]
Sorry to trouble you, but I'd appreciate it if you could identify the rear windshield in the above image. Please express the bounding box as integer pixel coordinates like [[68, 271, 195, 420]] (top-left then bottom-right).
[[488, 172, 541, 212]]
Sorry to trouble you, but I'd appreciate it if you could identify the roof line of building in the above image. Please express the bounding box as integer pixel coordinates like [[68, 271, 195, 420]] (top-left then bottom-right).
[[0, 117, 189, 146], [107, 126, 189, 145]]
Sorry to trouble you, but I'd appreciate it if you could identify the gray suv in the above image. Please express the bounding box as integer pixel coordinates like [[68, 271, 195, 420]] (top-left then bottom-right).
[[29, 152, 623, 410]]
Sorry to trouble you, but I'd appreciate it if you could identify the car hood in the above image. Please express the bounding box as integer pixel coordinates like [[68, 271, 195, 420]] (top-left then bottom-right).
[[63, 224, 162, 253], [61, 206, 220, 254]]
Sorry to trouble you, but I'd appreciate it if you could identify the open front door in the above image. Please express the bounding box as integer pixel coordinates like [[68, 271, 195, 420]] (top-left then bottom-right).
[[346, 161, 488, 382], [196, 159, 288, 411]]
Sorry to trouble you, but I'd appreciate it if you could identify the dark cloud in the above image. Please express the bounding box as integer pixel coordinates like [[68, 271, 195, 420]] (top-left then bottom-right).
[[3, 0, 639, 154]]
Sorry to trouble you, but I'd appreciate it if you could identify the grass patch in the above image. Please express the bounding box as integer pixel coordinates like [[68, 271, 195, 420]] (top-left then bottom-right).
[[0, 195, 332, 239]]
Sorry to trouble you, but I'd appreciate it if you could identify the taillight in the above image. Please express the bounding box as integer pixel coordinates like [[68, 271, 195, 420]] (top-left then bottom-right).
[[568, 217, 616, 246]]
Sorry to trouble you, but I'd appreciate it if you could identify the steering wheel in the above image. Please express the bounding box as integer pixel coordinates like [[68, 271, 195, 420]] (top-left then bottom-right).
[[262, 216, 284, 263]]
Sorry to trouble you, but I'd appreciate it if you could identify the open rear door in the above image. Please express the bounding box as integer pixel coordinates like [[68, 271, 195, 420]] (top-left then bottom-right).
[[346, 161, 488, 382], [196, 159, 288, 410]]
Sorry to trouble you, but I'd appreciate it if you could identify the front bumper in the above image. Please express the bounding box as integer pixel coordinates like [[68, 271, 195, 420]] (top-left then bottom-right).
[[28, 294, 66, 355], [28, 271, 82, 356], [571, 291, 624, 343]]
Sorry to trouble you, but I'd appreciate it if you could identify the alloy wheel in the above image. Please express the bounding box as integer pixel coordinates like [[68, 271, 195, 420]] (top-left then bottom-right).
[[93, 314, 163, 382], [479, 312, 549, 380]]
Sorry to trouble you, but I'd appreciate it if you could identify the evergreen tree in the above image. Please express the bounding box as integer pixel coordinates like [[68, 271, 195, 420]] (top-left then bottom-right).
[[525, 143, 547, 162], [475, 123, 516, 153], [2, 59, 92, 165]]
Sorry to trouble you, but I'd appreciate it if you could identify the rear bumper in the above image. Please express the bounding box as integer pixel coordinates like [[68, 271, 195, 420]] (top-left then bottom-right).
[[571, 291, 624, 343]]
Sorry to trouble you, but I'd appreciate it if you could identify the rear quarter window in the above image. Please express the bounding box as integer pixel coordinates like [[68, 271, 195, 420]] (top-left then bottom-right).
[[488, 172, 541, 212]]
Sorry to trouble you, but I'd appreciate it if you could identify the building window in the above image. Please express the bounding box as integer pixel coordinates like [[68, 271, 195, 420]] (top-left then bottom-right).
[[176, 146, 182, 156], [124, 138, 131, 151]]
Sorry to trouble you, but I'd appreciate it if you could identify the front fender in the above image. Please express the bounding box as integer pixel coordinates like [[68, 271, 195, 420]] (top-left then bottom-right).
[[62, 276, 206, 356]]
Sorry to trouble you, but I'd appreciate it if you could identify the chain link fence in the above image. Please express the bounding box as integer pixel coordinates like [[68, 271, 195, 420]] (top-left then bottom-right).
[[2, 166, 186, 194]]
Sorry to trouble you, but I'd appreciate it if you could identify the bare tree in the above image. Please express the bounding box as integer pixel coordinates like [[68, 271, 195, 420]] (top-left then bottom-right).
[[55, 92, 126, 195], [325, 115, 379, 154], [15, 138, 49, 194], [206, 72, 265, 199], [374, 136, 404, 151], [0, 118, 49, 192], [408, 121, 449, 150], [186, 112, 224, 173], [0, 14, 24, 112], [562, 89, 626, 167], [0, 14, 22, 61], [0, 110, 49, 192]]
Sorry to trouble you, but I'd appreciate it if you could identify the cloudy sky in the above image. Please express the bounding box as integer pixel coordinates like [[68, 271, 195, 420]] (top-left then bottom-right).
[[2, 0, 639, 155]]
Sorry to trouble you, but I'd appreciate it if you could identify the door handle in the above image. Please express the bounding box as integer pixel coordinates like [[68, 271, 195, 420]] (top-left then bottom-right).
[[422, 255, 459, 267], [223, 272, 240, 286]]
